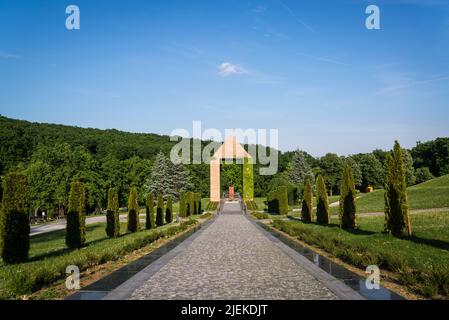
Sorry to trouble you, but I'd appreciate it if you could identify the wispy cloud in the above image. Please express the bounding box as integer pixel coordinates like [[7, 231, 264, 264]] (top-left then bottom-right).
[[252, 5, 267, 13], [375, 73, 449, 95], [278, 0, 315, 33], [218, 62, 248, 77], [296, 52, 350, 66], [0, 50, 22, 60]]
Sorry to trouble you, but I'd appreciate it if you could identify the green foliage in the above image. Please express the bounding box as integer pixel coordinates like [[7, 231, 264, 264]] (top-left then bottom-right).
[[243, 157, 254, 201], [351, 153, 384, 191], [319, 153, 344, 195], [267, 186, 288, 215], [339, 166, 357, 230], [415, 167, 434, 185], [186, 192, 195, 217], [301, 178, 313, 222], [0, 173, 30, 264], [127, 187, 140, 233], [245, 200, 259, 210], [165, 195, 173, 223], [286, 150, 314, 186], [194, 193, 201, 215], [384, 141, 412, 237], [179, 191, 187, 217], [412, 138, 449, 177], [156, 194, 164, 227], [252, 212, 269, 220], [221, 162, 242, 193], [145, 193, 155, 230], [106, 188, 120, 238], [316, 175, 330, 225], [66, 181, 86, 249], [205, 201, 219, 211]]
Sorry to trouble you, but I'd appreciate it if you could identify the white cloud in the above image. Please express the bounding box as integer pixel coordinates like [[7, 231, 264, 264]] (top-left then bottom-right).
[[0, 50, 21, 59], [218, 62, 248, 77]]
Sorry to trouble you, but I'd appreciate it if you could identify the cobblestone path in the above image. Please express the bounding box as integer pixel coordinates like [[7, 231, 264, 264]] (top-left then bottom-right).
[[130, 203, 338, 300]]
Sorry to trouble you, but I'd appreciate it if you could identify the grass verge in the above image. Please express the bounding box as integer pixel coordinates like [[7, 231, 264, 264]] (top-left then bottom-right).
[[270, 212, 449, 299]]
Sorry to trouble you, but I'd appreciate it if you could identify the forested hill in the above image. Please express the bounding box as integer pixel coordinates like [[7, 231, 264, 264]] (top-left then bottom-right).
[[0, 115, 178, 172]]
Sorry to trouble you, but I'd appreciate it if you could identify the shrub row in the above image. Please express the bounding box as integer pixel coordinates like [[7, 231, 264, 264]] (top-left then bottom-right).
[[245, 200, 259, 211], [205, 201, 219, 211], [0, 218, 199, 299]]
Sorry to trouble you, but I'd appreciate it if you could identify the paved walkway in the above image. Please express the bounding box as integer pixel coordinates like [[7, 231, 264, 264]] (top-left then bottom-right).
[[127, 202, 340, 300]]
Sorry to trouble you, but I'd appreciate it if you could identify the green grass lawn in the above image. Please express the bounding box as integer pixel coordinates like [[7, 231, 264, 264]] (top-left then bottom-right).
[[271, 211, 449, 299], [329, 174, 449, 215], [0, 217, 202, 299]]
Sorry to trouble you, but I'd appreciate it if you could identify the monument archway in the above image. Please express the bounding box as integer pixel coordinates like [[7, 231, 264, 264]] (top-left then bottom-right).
[[210, 137, 254, 202]]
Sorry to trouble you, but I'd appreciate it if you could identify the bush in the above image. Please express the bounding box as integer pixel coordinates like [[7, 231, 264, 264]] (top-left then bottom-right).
[[339, 166, 357, 230], [205, 201, 219, 211], [145, 193, 155, 230], [106, 188, 120, 238], [66, 181, 86, 249], [384, 141, 412, 237], [245, 200, 258, 210], [127, 187, 140, 233], [186, 192, 194, 217], [195, 193, 202, 215], [156, 194, 164, 227], [316, 175, 330, 225], [301, 179, 313, 222], [415, 167, 434, 185], [179, 191, 187, 217], [165, 195, 173, 223], [267, 186, 288, 215], [0, 173, 30, 264], [252, 212, 269, 220]]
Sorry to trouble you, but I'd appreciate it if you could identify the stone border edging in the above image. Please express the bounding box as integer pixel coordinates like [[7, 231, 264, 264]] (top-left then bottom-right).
[[245, 215, 366, 300]]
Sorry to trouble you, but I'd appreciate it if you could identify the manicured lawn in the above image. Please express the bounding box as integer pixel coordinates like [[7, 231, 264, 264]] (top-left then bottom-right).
[[330, 174, 449, 214], [0, 218, 202, 299], [271, 211, 449, 299]]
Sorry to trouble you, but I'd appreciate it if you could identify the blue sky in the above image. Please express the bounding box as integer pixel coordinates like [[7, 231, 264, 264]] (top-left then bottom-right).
[[1, 0, 449, 156]]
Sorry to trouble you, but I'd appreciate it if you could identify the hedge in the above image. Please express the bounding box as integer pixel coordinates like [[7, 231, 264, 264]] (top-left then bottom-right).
[[106, 188, 120, 238], [267, 186, 288, 215], [66, 181, 86, 249]]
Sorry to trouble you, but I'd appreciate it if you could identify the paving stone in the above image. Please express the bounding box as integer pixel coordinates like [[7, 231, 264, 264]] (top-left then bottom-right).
[[130, 205, 337, 300]]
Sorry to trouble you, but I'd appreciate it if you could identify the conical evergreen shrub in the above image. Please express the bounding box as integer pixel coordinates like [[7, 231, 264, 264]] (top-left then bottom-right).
[[301, 178, 313, 222], [186, 192, 194, 217], [384, 141, 412, 237], [156, 194, 164, 227], [0, 173, 30, 264], [66, 181, 86, 249], [127, 187, 140, 233], [106, 188, 120, 238], [339, 166, 357, 230], [316, 175, 330, 225], [179, 191, 187, 218], [165, 195, 173, 223], [145, 193, 155, 230]]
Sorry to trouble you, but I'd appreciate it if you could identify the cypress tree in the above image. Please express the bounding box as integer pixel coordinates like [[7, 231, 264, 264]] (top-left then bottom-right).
[[197, 193, 202, 215], [0, 173, 30, 264], [384, 141, 412, 237], [316, 175, 330, 225], [165, 195, 173, 223], [106, 188, 120, 238], [179, 191, 187, 218], [301, 178, 313, 222], [187, 192, 194, 217], [277, 186, 289, 215], [127, 187, 140, 233], [66, 181, 86, 249], [145, 193, 155, 229], [339, 166, 357, 230], [156, 194, 164, 227]]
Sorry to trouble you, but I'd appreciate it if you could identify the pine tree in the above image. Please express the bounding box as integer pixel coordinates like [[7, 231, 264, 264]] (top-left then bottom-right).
[[106, 188, 120, 238], [0, 173, 30, 264], [127, 187, 140, 233], [145, 193, 155, 229], [156, 194, 164, 227], [384, 141, 412, 237], [171, 163, 194, 199], [179, 191, 187, 218], [301, 178, 313, 222], [287, 150, 314, 186], [66, 181, 86, 249], [147, 152, 172, 198], [316, 175, 330, 225], [339, 166, 357, 230], [165, 195, 173, 223]]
